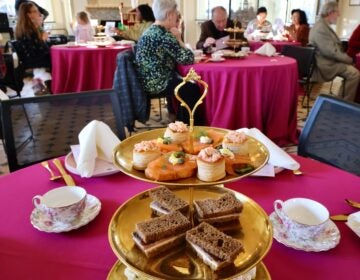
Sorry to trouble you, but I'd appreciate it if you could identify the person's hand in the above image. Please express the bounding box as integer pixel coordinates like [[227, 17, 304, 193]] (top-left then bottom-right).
[[170, 27, 182, 42], [204, 37, 215, 48]]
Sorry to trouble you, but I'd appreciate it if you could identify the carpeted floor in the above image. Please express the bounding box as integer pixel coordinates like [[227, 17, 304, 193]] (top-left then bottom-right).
[[0, 79, 343, 176]]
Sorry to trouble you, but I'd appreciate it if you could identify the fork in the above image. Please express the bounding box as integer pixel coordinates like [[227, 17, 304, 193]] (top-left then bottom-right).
[[41, 161, 62, 181]]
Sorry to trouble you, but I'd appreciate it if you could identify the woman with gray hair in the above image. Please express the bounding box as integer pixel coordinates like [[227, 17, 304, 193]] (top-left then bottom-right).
[[135, 0, 205, 125], [309, 1, 359, 102]]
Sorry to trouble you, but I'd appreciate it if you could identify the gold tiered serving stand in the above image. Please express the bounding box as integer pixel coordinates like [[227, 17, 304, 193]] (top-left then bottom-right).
[[108, 69, 272, 279], [224, 20, 247, 52]]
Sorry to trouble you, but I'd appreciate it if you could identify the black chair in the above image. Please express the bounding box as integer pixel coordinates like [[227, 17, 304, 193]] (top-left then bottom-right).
[[281, 45, 316, 116], [0, 13, 14, 40], [0, 89, 126, 172], [298, 94, 360, 176]]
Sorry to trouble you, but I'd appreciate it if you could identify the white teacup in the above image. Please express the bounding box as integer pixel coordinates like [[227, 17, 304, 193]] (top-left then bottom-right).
[[193, 49, 203, 58], [274, 198, 329, 240], [33, 186, 87, 224], [211, 52, 222, 61], [241, 46, 250, 53]]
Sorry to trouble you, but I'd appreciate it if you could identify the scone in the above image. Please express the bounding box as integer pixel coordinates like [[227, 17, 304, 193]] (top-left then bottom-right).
[[163, 121, 189, 144], [133, 140, 161, 170], [197, 147, 226, 182]]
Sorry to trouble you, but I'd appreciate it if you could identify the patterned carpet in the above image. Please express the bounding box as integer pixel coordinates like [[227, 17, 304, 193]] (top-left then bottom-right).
[[0, 80, 342, 176]]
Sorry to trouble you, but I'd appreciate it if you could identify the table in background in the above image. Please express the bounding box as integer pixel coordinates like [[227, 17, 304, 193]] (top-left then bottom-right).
[[50, 44, 131, 94], [0, 155, 359, 280], [248, 40, 301, 53], [179, 54, 298, 146]]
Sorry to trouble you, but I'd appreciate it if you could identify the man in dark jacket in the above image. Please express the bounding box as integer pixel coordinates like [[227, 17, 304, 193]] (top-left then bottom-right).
[[196, 6, 244, 50]]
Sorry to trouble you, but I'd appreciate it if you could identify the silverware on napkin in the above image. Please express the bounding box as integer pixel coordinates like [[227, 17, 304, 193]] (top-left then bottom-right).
[[53, 159, 76, 186]]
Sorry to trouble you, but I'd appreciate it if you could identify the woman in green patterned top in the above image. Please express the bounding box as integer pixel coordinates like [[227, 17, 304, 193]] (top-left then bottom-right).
[[135, 0, 205, 125]]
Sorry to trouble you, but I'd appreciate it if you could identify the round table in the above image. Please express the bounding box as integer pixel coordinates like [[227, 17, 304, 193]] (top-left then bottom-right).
[[0, 155, 359, 279], [178, 54, 299, 146], [50, 44, 131, 94]]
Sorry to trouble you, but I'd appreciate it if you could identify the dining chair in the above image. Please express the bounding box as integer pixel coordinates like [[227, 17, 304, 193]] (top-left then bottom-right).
[[0, 89, 126, 172], [298, 94, 360, 176], [281, 45, 316, 117], [113, 49, 167, 133]]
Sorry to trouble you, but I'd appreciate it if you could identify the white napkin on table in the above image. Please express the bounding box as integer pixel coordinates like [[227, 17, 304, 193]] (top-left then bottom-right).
[[237, 128, 300, 176], [254, 42, 276, 57], [76, 120, 121, 178]]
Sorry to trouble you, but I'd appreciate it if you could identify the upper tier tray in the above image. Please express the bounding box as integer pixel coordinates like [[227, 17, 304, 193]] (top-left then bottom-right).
[[112, 127, 269, 186]]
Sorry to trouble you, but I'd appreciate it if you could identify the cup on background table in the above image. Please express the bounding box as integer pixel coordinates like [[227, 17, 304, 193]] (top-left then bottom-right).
[[211, 52, 223, 61], [193, 49, 203, 63], [274, 197, 329, 240], [241, 46, 250, 54], [33, 186, 87, 224]]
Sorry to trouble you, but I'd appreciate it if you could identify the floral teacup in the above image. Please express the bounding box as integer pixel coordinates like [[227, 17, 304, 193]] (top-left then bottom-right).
[[274, 198, 329, 240], [33, 186, 87, 224]]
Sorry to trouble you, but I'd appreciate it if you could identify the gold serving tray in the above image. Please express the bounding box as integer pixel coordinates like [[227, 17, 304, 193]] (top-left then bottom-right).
[[113, 127, 269, 186], [107, 260, 271, 280], [108, 185, 273, 280]]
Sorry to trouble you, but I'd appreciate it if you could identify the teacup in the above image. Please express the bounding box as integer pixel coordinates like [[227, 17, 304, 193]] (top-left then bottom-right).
[[193, 49, 203, 58], [274, 198, 329, 240], [241, 46, 250, 53], [211, 52, 222, 61], [33, 186, 87, 224]]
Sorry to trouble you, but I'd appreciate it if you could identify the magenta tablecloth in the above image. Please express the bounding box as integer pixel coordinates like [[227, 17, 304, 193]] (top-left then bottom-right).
[[248, 40, 301, 53], [178, 54, 299, 146], [50, 45, 131, 94], [0, 155, 359, 280]]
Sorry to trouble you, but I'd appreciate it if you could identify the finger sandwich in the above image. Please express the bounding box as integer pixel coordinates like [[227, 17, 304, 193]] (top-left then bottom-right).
[[149, 186, 189, 216], [194, 192, 243, 226], [186, 222, 243, 271], [132, 211, 191, 258]]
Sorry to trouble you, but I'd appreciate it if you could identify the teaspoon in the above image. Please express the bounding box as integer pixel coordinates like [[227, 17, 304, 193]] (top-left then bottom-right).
[[41, 161, 62, 181]]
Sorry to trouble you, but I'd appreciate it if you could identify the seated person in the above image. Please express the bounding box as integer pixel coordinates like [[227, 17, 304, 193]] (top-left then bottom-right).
[[244, 6, 272, 40], [347, 24, 360, 62], [136, 0, 204, 125], [283, 9, 310, 46], [15, 2, 51, 95], [114, 4, 155, 42], [309, 1, 359, 102], [196, 6, 244, 51]]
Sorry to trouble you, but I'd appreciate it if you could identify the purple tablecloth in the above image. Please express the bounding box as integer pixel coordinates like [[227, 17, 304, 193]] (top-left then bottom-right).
[[178, 54, 299, 146], [51, 45, 131, 94], [0, 155, 359, 279]]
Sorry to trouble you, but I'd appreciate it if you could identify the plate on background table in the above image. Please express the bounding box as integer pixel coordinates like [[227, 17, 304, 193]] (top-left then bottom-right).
[[209, 57, 225, 62], [270, 212, 340, 252]]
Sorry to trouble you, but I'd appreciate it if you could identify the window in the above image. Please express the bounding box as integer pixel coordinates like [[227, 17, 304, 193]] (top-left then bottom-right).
[[1, 0, 54, 22], [197, 0, 320, 26]]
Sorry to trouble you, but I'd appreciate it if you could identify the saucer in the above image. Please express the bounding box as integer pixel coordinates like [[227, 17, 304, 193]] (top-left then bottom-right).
[[269, 212, 340, 252], [209, 58, 225, 62], [30, 194, 101, 233]]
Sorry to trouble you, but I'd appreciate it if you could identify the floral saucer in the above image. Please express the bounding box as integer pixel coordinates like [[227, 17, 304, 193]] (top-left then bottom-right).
[[269, 212, 340, 252], [30, 194, 101, 233]]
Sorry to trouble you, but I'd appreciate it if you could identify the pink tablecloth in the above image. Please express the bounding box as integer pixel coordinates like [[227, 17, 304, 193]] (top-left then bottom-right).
[[0, 155, 359, 280], [178, 54, 299, 146], [50, 45, 131, 94], [248, 40, 301, 53]]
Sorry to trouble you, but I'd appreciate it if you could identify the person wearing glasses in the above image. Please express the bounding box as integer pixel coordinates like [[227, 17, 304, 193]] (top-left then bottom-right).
[[309, 1, 359, 102]]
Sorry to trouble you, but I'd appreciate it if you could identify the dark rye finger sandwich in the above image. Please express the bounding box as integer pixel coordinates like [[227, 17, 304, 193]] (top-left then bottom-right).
[[149, 186, 189, 216], [194, 192, 243, 229], [132, 211, 191, 258], [186, 222, 243, 271]]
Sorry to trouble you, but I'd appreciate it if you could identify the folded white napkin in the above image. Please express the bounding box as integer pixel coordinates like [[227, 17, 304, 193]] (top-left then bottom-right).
[[119, 39, 135, 46], [77, 120, 121, 177], [237, 128, 300, 176], [254, 42, 276, 57]]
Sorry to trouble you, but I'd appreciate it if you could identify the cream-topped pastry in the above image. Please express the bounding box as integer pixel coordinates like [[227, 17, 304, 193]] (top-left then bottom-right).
[[222, 131, 249, 155], [164, 121, 189, 144], [133, 140, 161, 170], [197, 147, 226, 182]]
